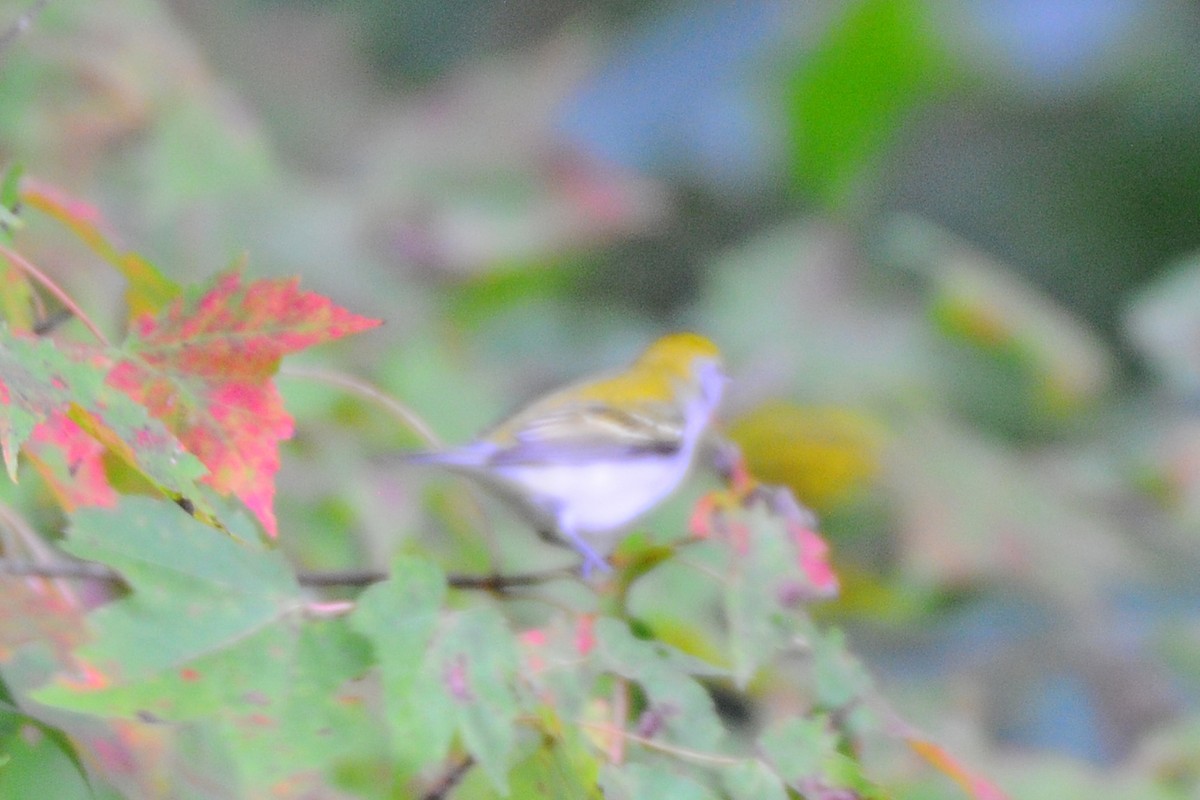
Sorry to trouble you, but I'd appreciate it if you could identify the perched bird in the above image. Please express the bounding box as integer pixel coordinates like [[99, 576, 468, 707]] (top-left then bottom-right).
[[407, 333, 728, 575]]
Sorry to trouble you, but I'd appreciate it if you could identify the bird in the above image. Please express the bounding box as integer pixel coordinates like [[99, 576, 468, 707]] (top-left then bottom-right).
[[405, 332, 728, 575]]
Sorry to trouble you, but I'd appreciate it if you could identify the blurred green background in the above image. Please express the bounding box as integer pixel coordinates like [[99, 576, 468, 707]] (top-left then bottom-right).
[[4, 0, 1200, 795]]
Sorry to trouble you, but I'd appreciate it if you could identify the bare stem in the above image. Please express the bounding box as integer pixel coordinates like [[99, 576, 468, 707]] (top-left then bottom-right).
[[278, 363, 503, 573], [0, 500, 82, 608], [279, 365, 442, 448], [0, 244, 110, 346], [420, 754, 474, 800], [577, 720, 744, 767], [0, 557, 576, 591]]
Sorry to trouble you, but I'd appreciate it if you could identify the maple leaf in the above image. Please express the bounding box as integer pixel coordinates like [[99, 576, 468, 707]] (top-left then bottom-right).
[[0, 330, 104, 480], [0, 327, 210, 508], [109, 270, 381, 535]]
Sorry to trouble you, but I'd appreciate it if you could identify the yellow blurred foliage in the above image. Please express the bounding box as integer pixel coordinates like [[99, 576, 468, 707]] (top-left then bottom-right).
[[728, 402, 883, 514]]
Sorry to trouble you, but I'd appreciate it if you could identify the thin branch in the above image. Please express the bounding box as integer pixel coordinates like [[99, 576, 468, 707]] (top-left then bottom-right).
[[0, 557, 576, 591], [278, 364, 504, 572], [0, 244, 110, 346], [420, 754, 474, 800], [0, 500, 83, 608], [0, 0, 50, 58], [577, 721, 744, 767], [609, 678, 629, 764], [279, 365, 442, 448]]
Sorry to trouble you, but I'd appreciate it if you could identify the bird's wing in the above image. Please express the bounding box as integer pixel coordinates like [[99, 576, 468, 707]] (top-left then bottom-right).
[[488, 400, 685, 465]]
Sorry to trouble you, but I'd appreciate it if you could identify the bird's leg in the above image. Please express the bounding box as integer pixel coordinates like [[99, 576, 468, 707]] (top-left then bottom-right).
[[557, 529, 611, 577], [539, 529, 609, 576]]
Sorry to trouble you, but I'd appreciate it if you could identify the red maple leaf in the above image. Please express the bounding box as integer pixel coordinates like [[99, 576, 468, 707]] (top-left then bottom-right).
[[108, 270, 381, 535]]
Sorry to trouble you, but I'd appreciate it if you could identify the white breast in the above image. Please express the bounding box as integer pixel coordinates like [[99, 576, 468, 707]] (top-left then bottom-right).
[[496, 451, 691, 539]]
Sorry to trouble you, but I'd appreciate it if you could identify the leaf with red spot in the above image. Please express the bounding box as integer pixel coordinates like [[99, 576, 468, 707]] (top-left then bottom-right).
[[30, 497, 375, 793], [25, 411, 118, 511], [110, 269, 381, 535], [0, 329, 210, 509], [351, 557, 521, 793], [32, 497, 304, 718], [0, 331, 87, 480], [711, 487, 839, 687]]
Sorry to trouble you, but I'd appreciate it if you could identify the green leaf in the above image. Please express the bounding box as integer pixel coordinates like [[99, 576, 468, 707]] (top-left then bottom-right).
[[0, 720, 95, 800], [759, 716, 837, 783], [786, 0, 944, 207], [758, 714, 876, 796], [599, 762, 718, 800], [761, 716, 846, 793], [350, 555, 454, 777], [351, 556, 522, 794], [32, 496, 302, 718], [30, 498, 377, 792], [507, 726, 602, 800], [722, 504, 809, 687], [594, 618, 725, 754], [720, 759, 788, 800], [213, 618, 377, 792], [811, 627, 874, 711], [433, 607, 521, 793]]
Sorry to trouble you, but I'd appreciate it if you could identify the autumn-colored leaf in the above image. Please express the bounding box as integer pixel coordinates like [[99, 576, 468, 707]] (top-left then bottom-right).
[[0, 331, 101, 480], [110, 270, 381, 535], [0, 327, 211, 509], [25, 411, 118, 511], [20, 178, 182, 319], [0, 258, 36, 332]]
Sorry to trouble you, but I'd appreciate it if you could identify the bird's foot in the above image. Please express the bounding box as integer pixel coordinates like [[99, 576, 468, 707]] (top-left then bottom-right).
[[566, 534, 611, 578]]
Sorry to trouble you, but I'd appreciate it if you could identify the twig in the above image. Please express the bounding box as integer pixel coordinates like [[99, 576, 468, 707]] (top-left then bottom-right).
[[0, 244, 110, 346], [278, 364, 503, 573], [0, 500, 83, 608], [609, 678, 629, 764], [0, 557, 575, 591], [420, 754, 474, 800], [279, 365, 442, 448], [577, 720, 743, 767]]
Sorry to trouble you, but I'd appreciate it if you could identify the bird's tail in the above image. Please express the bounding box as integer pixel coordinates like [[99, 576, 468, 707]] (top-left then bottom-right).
[[399, 443, 494, 469]]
